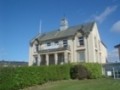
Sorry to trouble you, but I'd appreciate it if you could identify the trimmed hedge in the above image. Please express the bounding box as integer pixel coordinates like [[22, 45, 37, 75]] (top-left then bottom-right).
[[0, 63, 102, 90], [82, 63, 102, 79], [0, 65, 71, 90]]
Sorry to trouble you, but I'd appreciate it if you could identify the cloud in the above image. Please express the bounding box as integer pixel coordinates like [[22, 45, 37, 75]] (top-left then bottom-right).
[[94, 5, 118, 23], [111, 20, 120, 32], [108, 49, 119, 62]]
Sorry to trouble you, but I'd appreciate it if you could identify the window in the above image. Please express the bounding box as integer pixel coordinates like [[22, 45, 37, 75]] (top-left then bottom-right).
[[35, 44, 39, 52], [78, 37, 84, 46], [47, 42, 51, 46], [78, 50, 85, 62], [95, 50, 98, 62], [63, 40, 68, 47], [94, 37, 97, 48], [33, 56, 38, 66], [99, 41, 101, 50], [55, 41, 58, 45]]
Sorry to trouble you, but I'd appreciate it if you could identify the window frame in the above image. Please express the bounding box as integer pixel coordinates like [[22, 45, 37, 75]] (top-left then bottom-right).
[[54, 41, 59, 45], [47, 42, 51, 46], [35, 44, 39, 52], [78, 36, 84, 46], [63, 39, 68, 47], [78, 50, 85, 62]]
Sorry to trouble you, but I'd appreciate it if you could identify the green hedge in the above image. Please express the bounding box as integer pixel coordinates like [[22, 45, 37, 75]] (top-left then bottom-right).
[[0, 63, 102, 90], [82, 63, 102, 79], [70, 63, 102, 79], [0, 65, 71, 90], [70, 64, 91, 80]]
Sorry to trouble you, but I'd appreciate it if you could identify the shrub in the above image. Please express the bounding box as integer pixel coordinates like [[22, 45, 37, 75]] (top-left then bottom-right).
[[70, 63, 102, 80], [70, 64, 90, 80]]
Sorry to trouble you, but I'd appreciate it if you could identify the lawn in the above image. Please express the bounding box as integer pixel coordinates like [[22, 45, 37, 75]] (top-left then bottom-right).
[[22, 78, 120, 90]]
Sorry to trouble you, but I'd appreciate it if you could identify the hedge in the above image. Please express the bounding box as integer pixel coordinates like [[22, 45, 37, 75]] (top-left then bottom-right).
[[0, 63, 102, 90], [70, 64, 91, 80], [82, 63, 102, 79], [0, 64, 71, 90], [70, 63, 102, 79]]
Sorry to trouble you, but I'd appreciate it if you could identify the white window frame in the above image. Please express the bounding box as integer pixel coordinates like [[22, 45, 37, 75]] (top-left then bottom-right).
[[47, 42, 51, 46], [63, 39, 68, 47], [77, 50, 85, 62], [78, 36, 84, 46]]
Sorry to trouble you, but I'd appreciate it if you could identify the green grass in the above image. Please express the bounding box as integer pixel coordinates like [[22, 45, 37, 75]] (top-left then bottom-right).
[[22, 78, 120, 90]]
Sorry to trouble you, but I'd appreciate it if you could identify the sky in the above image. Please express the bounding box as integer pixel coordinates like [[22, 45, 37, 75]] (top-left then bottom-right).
[[0, 0, 120, 62]]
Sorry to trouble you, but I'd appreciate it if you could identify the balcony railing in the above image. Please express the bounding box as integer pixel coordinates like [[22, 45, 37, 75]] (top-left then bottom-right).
[[38, 45, 70, 53]]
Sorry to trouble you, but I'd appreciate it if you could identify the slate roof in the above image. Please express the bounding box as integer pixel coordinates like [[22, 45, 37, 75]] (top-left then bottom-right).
[[32, 22, 95, 42]]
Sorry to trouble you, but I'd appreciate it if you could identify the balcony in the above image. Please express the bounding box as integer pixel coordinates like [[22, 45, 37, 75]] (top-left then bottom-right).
[[38, 45, 70, 53]]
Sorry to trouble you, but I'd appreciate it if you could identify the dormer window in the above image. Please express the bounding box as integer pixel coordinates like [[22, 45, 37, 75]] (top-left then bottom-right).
[[78, 37, 84, 46], [47, 42, 51, 46]]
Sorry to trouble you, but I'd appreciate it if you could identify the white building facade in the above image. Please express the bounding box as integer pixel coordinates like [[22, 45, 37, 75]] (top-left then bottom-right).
[[29, 18, 107, 66]]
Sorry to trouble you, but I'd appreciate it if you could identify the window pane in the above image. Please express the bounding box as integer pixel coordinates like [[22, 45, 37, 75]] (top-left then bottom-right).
[[78, 51, 85, 62], [78, 37, 84, 46], [33, 57, 38, 65], [35, 44, 39, 52], [63, 40, 67, 46], [55, 41, 58, 45], [47, 42, 51, 46], [80, 40, 84, 45]]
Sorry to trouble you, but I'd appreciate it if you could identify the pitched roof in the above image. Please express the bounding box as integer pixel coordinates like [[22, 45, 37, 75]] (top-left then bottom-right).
[[115, 44, 120, 48], [33, 22, 95, 42]]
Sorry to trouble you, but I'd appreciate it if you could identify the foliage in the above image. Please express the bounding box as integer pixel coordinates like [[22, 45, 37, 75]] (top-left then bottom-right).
[[0, 63, 102, 90], [70, 64, 91, 80], [70, 63, 102, 79], [0, 64, 71, 90], [82, 63, 102, 79]]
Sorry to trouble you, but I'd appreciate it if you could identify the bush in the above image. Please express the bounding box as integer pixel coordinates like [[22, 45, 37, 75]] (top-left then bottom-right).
[[0, 64, 71, 90], [82, 63, 102, 79], [70, 63, 102, 80], [70, 64, 91, 80]]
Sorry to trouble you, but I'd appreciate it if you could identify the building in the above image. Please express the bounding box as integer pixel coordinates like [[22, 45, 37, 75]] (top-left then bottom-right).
[[29, 18, 107, 66], [115, 44, 120, 61], [103, 63, 120, 79]]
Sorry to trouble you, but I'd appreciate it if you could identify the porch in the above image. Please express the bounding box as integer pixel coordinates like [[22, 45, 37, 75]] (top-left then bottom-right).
[[33, 51, 70, 66]]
